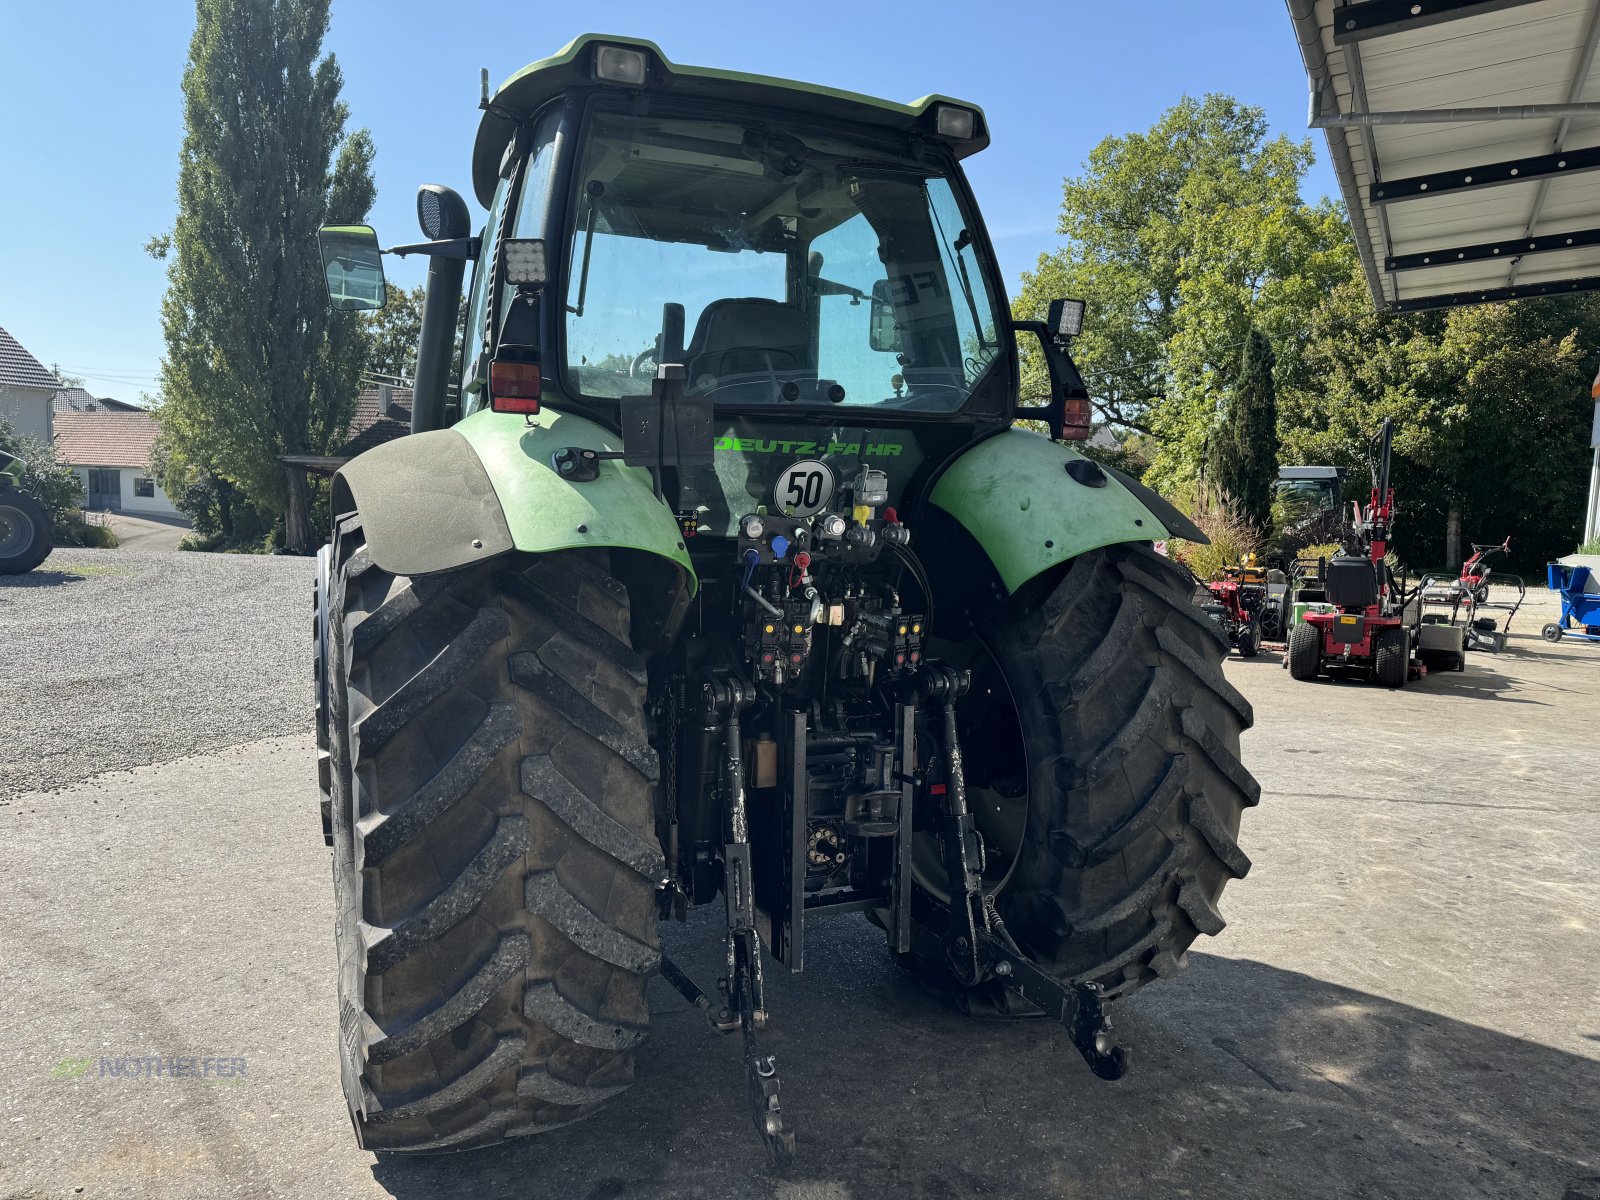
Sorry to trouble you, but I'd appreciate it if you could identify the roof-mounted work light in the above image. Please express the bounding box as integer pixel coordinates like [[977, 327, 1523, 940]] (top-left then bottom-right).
[[934, 104, 977, 141], [593, 44, 648, 86]]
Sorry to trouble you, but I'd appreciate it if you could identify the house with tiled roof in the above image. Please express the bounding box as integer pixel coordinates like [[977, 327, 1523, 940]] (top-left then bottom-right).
[[0, 325, 60, 444], [52, 386, 143, 414], [52, 411, 180, 517]]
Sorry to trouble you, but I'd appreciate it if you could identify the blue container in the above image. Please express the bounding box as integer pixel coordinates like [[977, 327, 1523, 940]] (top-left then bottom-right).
[[1544, 562, 1600, 643]]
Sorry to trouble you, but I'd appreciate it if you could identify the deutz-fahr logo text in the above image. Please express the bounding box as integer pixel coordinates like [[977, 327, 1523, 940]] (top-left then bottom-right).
[[714, 437, 903, 457]]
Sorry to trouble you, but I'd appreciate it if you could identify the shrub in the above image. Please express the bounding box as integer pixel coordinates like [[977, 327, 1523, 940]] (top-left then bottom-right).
[[0, 415, 85, 536], [1577, 536, 1600, 556], [73, 522, 120, 549], [178, 531, 226, 552], [1298, 541, 1342, 565], [1171, 500, 1264, 581]]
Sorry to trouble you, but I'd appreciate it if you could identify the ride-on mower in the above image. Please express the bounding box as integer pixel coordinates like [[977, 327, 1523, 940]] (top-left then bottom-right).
[[1198, 556, 1266, 656], [0, 448, 53, 576], [1288, 419, 1422, 687], [311, 35, 1260, 1161]]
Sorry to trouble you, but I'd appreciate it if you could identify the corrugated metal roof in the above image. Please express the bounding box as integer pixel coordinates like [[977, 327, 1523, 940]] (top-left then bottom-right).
[[1287, 0, 1600, 310]]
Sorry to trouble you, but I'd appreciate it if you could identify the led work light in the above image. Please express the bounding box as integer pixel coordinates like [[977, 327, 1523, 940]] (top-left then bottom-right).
[[1048, 298, 1086, 340], [501, 238, 548, 287]]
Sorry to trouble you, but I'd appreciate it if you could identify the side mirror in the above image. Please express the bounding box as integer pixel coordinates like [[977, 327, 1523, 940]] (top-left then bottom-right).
[[868, 279, 901, 353], [316, 225, 387, 311]]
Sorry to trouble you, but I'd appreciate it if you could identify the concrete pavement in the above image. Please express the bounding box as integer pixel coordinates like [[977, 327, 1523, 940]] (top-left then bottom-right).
[[1, 588, 1596, 1199]]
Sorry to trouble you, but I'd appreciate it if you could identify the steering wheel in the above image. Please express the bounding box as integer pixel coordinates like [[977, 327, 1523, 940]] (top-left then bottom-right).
[[629, 347, 659, 379]]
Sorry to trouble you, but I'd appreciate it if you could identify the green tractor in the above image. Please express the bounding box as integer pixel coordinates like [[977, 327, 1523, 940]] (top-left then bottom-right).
[[0, 448, 53, 576], [312, 35, 1259, 1161]]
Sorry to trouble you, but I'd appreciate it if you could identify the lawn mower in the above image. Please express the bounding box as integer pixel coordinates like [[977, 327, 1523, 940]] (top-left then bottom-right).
[[1459, 537, 1510, 604], [0, 448, 53, 576], [1198, 556, 1267, 656], [1542, 561, 1600, 644], [308, 35, 1261, 1162], [1287, 419, 1421, 687]]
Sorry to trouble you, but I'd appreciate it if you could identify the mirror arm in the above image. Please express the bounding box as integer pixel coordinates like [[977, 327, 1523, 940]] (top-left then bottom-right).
[[1013, 319, 1088, 443], [384, 236, 481, 261]]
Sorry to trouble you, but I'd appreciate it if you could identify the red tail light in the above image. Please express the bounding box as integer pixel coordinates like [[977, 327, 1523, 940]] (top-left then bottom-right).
[[1061, 395, 1091, 440], [490, 361, 541, 414]]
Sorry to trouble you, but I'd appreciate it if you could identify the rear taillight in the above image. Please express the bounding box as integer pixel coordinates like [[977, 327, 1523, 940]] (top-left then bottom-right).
[[489, 360, 541, 414], [1061, 395, 1091, 440]]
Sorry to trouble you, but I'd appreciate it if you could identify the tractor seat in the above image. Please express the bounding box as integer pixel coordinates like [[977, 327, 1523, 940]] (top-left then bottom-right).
[[1325, 556, 1380, 609], [685, 298, 809, 393]]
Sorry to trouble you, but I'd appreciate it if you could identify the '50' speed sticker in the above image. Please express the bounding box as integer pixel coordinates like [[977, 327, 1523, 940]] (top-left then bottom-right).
[[774, 460, 834, 517]]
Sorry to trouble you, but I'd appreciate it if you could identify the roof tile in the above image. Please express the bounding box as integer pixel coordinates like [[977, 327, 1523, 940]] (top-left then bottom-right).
[[0, 325, 61, 391], [52, 411, 162, 470]]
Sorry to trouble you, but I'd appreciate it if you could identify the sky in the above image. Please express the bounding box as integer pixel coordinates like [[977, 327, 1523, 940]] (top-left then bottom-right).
[[0, 0, 1334, 402]]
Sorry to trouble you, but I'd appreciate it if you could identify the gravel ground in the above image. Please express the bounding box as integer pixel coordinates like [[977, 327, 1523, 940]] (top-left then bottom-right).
[[0, 548, 313, 799]]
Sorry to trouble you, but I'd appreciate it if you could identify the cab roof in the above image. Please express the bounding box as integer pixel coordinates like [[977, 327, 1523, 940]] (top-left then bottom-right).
[[471, 34, 990, 208]]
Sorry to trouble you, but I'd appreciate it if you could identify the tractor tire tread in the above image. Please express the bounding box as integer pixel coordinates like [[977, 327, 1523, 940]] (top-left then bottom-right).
[[971, 543, 1258, 998], [328, 533, 660, 1154]]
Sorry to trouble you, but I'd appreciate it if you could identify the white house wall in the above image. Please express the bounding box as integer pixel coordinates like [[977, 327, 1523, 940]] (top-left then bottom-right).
[[68, 465, 181, 518], [0, 384, 53, 444]]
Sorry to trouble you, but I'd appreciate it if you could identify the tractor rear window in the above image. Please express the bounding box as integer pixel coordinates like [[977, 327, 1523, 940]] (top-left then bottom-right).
[[560, 110, 1001, 412]]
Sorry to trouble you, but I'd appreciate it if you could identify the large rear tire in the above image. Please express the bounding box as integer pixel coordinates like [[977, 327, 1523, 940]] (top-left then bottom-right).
[[927, 543, 1259, 1000], [1287, 621, 1321, 681], [0, 486, 52, 576], [325, 519, 664, 1152], [1374, 626, 1409, 688]]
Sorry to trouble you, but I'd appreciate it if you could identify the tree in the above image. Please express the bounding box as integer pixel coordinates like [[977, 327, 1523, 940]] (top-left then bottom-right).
[[365, 284, 424, 382], [1014, 95, 1353, 485], [151, 0, 375, 552], [1208, 327, 1278, 531], [1278, 280, 1598, 571]]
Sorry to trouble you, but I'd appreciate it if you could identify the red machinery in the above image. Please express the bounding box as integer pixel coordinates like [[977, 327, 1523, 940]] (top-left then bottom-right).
[[1200, 558, 1266, 656], [1288, 419, 1421, 688], [1459, 537, 1510, 604]]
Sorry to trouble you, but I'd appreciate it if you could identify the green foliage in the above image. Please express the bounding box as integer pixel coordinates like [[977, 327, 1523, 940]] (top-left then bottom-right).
[[0, 415, 85, 534], [1207, 327, 1277, 530], [1277, 281, 1599, 573], [152, 0, 375, 529], [1576, 536, 1600, 555], [64, 522, 121, 549], [366, 284, 424, 381], [1271, 487, 1347, 559], [1014, 94, 1353, 485], [177, 530, 226, 552], [1298, 541, 1342, 566], [1169, 496, 1265, 581], [149, 428, 250, 541]]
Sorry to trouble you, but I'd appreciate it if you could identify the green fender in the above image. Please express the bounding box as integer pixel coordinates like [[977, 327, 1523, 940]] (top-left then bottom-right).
[[332, 407, 695, 589], [928, 428, 1205, 594]]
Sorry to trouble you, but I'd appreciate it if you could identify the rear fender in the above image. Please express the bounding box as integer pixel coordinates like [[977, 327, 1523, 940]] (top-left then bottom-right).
[[928, 428, 1204, 594], [332, 408, 696, 594]]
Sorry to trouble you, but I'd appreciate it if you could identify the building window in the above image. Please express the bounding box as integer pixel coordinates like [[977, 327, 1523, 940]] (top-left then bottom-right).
[[133, 477, 155, 498]]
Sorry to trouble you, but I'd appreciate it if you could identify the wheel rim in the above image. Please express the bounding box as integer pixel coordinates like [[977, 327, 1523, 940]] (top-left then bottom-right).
[[0, 503, 36, 559], [911, 637, 1029, 903]]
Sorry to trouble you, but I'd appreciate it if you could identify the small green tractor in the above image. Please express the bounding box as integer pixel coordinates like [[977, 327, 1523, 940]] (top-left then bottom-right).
[[0, 448, 53, 576], [313, 35, 1259, 1161]]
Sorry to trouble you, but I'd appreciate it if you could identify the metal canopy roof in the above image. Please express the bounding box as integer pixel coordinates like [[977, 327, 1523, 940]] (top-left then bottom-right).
[[1287, 0, 1600, 311]]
